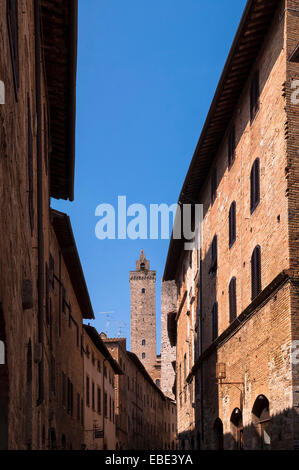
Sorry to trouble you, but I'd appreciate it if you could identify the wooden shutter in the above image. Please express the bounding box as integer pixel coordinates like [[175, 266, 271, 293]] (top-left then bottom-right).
[[211, 235, 217, 272], [229, 202, 236, 247], [251, 246, 261, 299], [229, 277, 237, 322], [255, 158, 260, 206], [7, 0, 19, 97], [251, 159, 260, 213]]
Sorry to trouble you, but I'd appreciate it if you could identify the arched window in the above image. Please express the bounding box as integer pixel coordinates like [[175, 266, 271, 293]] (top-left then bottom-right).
[[252, 395, 271, 450], [155, 379, 160, 387], [230, 408, 243, 449], [229, 277, 237, 323], [229, 201, 236, 247], [250, 158, 260, 213], [142, 339, 146, 346], [140, 263, 145, 271], [251, 245, 261, 300], [213, 418, 224, 450], [141, 288, 145, 294], [142, 352, 146, 359]]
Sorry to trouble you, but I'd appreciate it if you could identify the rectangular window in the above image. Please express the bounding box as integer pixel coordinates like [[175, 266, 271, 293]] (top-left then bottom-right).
[[62, 372, 66, 407], [92, 381, 95, 410], [97, 387, 101, 414], [228, 125, 235, 167], [250, 70, 260, 122], [211, 168, 217, 204], [86, 376, 90, 407], [77, 393, 80, 421], [7, 0, 19, 97], [81, 398, 84, 426], [67, 379, 73, 416], [212, 302, 218, 341], [104, 392, 108, 418]]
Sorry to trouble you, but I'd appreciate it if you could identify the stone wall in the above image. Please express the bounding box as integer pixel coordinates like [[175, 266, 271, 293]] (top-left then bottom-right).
[[161, 280, 177, 400]]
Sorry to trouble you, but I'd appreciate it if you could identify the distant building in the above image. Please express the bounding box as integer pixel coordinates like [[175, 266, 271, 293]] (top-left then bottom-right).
[[83, 325, 122, 450], [130, 250, 161, 385], [102, 336, 177, 450]]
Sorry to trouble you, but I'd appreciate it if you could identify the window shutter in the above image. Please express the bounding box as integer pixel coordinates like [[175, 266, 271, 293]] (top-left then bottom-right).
[[251, 246, 261, 300], [251, 159, 260, 213], [211, 235, 218, 273], [229, 202, 236, 247], [256, 245, 261, 295], [255, 158, 260, 205], [250, 164, 255, 212], [229, 277, 237, 322]]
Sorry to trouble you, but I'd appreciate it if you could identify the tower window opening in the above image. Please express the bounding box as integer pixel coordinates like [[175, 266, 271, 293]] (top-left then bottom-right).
[[142, 339, 146, 346], [142, 353, 146, 359], [142, 288, 145, 294]]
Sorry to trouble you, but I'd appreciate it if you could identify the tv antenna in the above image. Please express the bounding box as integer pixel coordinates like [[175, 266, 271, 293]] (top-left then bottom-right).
[[98, 311, 115, 333]]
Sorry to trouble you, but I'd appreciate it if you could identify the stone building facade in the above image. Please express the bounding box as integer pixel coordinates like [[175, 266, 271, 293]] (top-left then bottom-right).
[[130, 250, 161, 386], [83, 325, 122, 450], [102, 336, 177, 450], [0, 0, 94, 450], [161, 280, 177, 400], [163, 0, 299, 450]]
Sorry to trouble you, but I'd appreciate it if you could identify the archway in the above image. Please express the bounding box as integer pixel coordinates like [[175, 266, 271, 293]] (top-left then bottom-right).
[[230, 408, 243, 449], [0, 305, 8, 449], [252, 395, 271, 450], [213, 418, 224, 450]]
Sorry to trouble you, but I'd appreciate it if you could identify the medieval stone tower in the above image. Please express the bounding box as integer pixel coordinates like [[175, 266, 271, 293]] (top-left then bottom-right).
[[130, 250, 161, 385]]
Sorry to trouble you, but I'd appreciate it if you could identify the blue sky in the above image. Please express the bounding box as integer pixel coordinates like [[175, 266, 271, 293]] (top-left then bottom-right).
[[52, 0, 247, 351]]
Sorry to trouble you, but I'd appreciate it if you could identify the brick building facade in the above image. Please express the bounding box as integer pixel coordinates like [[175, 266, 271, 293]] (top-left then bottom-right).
[[0, 0, 97, 450], [83, 325, 122, 450], [102, 336, 177, 450], [163, 0, 299, 450]]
